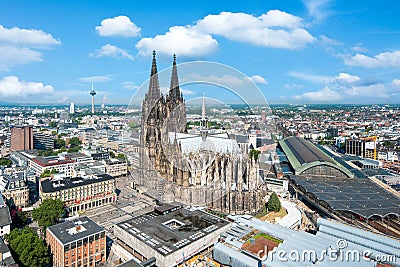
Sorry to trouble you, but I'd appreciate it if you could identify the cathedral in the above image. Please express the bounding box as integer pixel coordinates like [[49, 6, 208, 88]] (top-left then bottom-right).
[[138, 51, 267, 214]]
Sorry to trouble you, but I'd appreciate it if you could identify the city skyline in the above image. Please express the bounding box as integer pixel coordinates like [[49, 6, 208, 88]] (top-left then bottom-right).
[[1, 0, 400, 104]]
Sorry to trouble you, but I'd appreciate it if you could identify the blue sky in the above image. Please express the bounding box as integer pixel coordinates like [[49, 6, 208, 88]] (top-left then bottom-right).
[[1, 0, 400, 105]]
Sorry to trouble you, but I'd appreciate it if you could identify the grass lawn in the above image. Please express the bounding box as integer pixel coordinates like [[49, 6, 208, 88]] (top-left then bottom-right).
[[262, 207, 287, 221]]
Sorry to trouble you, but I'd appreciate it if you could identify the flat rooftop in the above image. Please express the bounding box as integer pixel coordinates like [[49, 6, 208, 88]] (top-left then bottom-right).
[[116, 207, 229, 256], [41, 174, 114, 193], [47, 216, 104, 245]]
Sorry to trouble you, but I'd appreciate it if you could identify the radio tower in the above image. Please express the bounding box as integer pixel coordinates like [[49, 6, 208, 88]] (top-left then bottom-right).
[[90, 82, 96, 115]]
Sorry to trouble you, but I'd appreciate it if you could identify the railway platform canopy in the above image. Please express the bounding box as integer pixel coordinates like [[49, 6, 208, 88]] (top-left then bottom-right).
[[279, 137, 354, 178], [289, 174, 400, 219]]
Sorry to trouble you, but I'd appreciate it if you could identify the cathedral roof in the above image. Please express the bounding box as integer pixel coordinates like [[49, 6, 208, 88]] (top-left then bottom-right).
[[168, 132, 241, 154]]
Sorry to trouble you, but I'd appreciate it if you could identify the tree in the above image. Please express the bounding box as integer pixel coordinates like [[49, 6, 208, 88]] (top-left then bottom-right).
[[5, 227, 50, 267], [49, 121, 57, 128], [32, 198, 65, 228], [69, 137, 82, 148], [54, 138, 66, 149], [249, 148, 261, 162], [0, 158, 12, 167], [267, 192, 281, 212]]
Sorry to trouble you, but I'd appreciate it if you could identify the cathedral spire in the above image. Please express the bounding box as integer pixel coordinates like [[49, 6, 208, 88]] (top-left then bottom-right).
[[201, 90, 208, 129], [169, 53, 180, 102], [148, 50, 160, 100]]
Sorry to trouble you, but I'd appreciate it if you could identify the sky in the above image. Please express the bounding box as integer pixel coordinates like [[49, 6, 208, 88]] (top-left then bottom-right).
[[1, 0, 400, 105]]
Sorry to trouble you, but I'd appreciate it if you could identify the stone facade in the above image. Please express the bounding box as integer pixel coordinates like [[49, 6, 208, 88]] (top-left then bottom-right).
[[138, 52, 266, 214]]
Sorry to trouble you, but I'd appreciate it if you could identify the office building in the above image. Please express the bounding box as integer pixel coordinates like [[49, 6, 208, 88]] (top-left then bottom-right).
[[33, 132, 54, 150], [346, 137, 377, 159], [113, 204, 230, 267], [46, 217, 106, 267], [10, 125, 33, 151]]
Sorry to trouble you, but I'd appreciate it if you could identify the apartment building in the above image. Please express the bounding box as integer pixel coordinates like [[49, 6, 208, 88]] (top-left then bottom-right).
[[103, 159, 127, 177], [46, 217, 106, 267]]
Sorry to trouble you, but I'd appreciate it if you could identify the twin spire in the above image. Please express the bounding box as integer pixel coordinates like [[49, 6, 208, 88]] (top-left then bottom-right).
[[147, 51, 181, 102]]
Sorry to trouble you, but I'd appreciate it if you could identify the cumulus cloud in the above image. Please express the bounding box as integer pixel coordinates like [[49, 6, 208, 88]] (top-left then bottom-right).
[[335, 73, 361, 85], [293, 86, 342, 102], [0, 25, 60, 47], [249, 75, 268, 84], [136, 26, 218, 57], [195, 11, 314, 49], [136, 10, 315, 57], [344, 50, 400, 68], [89, 44, 134, 60], [0, 76, 54, 97], [95, 16, 141, 37], [79, 75, 113, 83], [291, 72, 393, 103], [0, 25, 60, 70]]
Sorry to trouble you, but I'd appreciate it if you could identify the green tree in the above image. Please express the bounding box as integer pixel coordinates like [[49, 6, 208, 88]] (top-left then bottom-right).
[[0, 158, 12, 167], [249, 148, 261, 162], [117, 153, 126, 160], [49, 121, 57, 128], [267, 192, 281, 212], [69, 137, 82, 148], [32, 198, 65, 228], [5, 227, 50, 267], [54, 138, 66, 149]]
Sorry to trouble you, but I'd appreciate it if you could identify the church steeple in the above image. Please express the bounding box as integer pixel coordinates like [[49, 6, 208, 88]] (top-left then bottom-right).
[[169, 53, 180, 102], [201, 90, 208, 129], [148, 50, 160, 100]]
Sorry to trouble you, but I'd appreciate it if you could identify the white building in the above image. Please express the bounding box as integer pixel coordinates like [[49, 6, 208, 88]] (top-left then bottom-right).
[[69, 102, 75, 114]]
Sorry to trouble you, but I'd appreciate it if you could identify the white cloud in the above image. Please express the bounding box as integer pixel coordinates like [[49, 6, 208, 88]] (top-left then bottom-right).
[[181, 73, 249, 88], [0, 45, 42, 71], [249, 75, 268, 84], [391, 79, 400, 87], [289, 71, 333, 84], [122, 82, 139, 90], [0, 25, 60, 71], [136, 26, 218, 57], [136, 10, 315, 57], [181, 89, 195, 95], [344, 51, 400, 68], [343, 84, 388, 98], [292, 72, 392, 103], [0, 76, 54, 97], [293, 86, 342, 102], [194, 11, 314, 49], [284, 83, 303, 89], [352, 43, 368, 53], [58, 96, 68, 103], [95, 16, 141, 37], [79, 75, 113, 83], [302, 0, 332, 22], [335, 73, 361, 84], [89, 44, 134, 60], [0, 25, 60, 47]]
